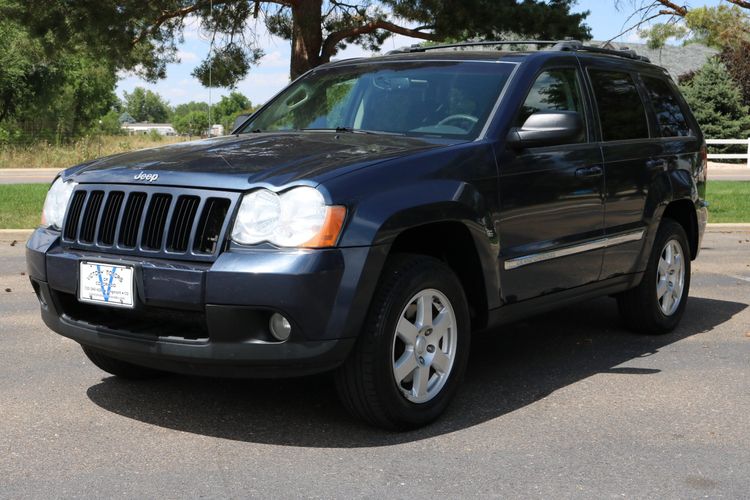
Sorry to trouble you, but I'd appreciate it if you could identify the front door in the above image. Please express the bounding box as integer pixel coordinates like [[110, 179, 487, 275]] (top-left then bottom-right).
[[496, 66, 605, 303]]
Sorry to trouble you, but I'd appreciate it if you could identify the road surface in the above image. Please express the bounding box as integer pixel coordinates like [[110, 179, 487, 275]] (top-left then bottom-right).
[[1, 230, 749, 498]]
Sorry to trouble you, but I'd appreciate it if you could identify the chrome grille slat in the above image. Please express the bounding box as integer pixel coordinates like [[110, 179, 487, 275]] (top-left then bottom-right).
[[60, 185, 237, 262]]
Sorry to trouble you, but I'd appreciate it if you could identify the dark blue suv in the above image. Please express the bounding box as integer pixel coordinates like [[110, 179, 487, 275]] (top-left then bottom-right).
[[27, 41, 707, 429]]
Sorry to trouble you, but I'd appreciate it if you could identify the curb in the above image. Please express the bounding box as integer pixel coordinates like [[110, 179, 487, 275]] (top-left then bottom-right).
[[0, 229, 33, 242], [705, 223, 750, 232]]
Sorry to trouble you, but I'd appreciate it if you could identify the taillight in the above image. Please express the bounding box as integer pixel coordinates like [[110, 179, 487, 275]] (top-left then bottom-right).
[[700, 143, 708, 181]]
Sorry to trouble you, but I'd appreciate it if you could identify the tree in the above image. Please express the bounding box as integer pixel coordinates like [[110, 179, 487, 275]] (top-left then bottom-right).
[[0, 11, 118, 143], [9, 0, 591, 84], [679, 58, 750, 143], [173, 101, 211, 118], [212, 91, 257, 132], [614, 1, 750, 49], [123, 87, 172, 123], [99, 110, 125, 135], [173, 110, 209, 136]]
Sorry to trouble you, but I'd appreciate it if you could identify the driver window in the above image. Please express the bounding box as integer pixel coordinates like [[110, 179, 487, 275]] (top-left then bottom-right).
[[516, 69, 586, 143]]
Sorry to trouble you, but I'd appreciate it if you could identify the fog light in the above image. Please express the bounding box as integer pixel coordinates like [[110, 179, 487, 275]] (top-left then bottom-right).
[[269, 313, 292, 341]]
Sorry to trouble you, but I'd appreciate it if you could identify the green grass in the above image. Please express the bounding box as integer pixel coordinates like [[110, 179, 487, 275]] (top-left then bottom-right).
[[0, 184, 48, 229], [0, 181, 747, 230], [707, 181, 750, 223]]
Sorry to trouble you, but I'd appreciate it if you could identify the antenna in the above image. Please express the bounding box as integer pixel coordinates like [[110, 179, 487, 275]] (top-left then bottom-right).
[[207, 0, 213, 137]]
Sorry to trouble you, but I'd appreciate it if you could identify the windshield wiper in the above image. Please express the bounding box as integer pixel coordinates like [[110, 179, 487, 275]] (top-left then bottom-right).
[[302, 127, 405, 136]]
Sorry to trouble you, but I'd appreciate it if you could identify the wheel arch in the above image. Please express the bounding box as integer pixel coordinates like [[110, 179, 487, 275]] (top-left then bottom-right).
[[388, 220, 492, 331]]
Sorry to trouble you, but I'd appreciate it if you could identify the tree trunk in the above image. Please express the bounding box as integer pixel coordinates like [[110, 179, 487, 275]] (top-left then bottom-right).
[[290, 0, 323, 80]]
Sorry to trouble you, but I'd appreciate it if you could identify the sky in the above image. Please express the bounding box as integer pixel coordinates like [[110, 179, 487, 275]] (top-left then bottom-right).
[[116, 1, 726, 108]]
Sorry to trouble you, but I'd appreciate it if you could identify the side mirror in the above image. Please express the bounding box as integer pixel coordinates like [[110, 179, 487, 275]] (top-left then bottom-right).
[[506, 111, 584, 149]]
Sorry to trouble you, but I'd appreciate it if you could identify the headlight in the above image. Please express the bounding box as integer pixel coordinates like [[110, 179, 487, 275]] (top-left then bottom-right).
[[41, 177, 77, 229], [231, 187, 345, 248]]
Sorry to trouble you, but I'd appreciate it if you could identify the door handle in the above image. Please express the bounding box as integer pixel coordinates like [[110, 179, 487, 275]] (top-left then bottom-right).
[[575, 165, 603, 177]]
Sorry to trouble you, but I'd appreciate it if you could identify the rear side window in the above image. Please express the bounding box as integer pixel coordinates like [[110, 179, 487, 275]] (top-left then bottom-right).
[[589, 70, 649, 141], [642, 76, 692, 137]]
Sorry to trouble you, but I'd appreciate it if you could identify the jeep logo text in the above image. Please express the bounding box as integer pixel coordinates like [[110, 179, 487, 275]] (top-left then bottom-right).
[[134, 172, 159, 182]]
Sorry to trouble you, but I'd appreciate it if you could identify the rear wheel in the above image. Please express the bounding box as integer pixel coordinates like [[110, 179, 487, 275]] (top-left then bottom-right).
[[335, 254, 470, 430], [82, 346, 164, 379], [617, 218, 691, 334]]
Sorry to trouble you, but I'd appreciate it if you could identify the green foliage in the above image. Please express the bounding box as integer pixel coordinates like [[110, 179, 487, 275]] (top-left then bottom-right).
[[148, 129, 163, 141], [99, 110, 124, 135], [679, 58, 750, 142], [173, 101, 211, 118], [123, 87, 171, 123], [0, 7, 118, 143], [172, 111, 209, 137], [213, 92, 257, 133], [640, 5, 750, 51]]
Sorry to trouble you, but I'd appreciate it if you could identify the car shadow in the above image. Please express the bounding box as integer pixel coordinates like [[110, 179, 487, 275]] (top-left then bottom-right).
[[86, 296, 746, 448]]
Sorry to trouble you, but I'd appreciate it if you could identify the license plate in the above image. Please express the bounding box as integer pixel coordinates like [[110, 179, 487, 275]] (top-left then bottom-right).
[[78, 262, 135, 308]]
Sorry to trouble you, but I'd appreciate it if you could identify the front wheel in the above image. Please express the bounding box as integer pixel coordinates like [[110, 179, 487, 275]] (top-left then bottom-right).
[[617, 218, 691, 334], [335, 254, 470, 430]]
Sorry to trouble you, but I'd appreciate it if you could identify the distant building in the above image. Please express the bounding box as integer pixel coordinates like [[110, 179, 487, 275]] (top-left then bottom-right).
[[122, 123, 176, 136], [206, 124, 224, 137]]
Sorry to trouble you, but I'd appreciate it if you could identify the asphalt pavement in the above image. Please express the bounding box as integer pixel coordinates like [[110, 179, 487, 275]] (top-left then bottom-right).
[[0, 169, 60, 185], [1, 230, 749, 498]]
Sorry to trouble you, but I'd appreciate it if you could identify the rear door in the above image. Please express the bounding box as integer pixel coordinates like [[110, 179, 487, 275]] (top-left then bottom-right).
[[496, 63, 604, 302], [583, 64, 659, 279]]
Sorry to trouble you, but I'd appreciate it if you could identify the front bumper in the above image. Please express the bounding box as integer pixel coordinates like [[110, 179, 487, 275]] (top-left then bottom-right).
[[27, 228, 387, 377]]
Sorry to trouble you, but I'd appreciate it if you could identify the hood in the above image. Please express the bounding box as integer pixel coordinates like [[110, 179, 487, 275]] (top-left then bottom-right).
[[64, 132, 446, 191]]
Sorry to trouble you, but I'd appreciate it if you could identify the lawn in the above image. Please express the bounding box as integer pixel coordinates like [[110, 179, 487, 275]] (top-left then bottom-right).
[[0, 181, 747, 230], [706, 181, 750, 223], [0, 184, 48, 229]]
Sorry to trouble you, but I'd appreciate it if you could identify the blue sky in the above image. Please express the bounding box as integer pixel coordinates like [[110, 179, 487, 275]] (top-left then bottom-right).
[[116, 1, 725, 107]]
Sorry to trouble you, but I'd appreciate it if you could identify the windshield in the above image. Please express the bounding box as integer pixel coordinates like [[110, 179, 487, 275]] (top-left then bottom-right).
[[240, 60, 515, 140]]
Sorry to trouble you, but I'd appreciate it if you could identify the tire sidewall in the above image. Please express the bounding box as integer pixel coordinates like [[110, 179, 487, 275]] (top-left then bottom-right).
[[645, 221, 692, 330], [371, 258, 471, 427]]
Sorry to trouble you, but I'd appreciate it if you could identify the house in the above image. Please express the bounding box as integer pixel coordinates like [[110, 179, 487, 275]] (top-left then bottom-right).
[[121, 123, 177, 136]]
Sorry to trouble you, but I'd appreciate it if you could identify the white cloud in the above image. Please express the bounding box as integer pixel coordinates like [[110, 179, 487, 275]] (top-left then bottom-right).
[[260, 50, 288, 68], [177, 50, 198, 62]]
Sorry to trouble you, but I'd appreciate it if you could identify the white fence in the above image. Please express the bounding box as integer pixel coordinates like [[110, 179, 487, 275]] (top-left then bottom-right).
[[706, 138, 750, 168]]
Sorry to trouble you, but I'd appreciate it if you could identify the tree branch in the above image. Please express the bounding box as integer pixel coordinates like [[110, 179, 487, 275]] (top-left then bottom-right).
[[653, 0, 688, 17], [726, 0, 750, 9], [132, 0, 296, 45], [321, 20, 440, 60]]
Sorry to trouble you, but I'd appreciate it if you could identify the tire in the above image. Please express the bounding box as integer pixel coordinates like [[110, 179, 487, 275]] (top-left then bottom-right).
[[81, 345, 164, 379], [335, 254, 471, 430], [617, 218, 691, 334]]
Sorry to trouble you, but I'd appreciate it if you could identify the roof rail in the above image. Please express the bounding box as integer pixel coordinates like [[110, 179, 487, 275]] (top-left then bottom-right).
[[552, 40, 651, 63], [386, 40, 562, 54], [387, 39, 651, 63]]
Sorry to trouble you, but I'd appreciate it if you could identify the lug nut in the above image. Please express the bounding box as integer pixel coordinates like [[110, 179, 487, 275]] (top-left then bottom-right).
[[418, 356, 425, 365], [426, 345, 435, 353], [425, 328, 433, 336]]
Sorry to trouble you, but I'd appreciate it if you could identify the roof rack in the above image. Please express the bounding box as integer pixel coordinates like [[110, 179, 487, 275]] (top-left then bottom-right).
[[387, 39, 651, 63], [553, 40, 651, 63], [387, 40, 562, 54]]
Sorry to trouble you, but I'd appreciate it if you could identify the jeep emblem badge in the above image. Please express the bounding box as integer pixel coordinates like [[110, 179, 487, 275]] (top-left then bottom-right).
[[134, 172, 159, 182]]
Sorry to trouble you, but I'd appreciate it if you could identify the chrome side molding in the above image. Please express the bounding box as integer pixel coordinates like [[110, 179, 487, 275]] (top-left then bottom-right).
[[504, 229, 645, 270]]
